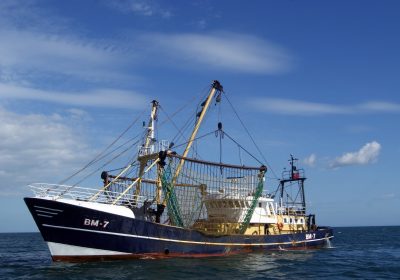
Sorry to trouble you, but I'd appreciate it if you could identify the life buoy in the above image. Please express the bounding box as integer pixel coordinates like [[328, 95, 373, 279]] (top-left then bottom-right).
[[277, 222, 284, 230]]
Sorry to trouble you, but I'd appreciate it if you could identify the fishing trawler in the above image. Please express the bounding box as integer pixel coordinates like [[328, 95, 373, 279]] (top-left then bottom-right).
[[24, 80, 333, 261]]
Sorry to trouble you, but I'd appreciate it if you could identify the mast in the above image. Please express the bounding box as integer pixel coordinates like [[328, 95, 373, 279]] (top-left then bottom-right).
[[134, 100, 160, 204], [173, 80, 223, 181], [142, 100, 159, 155], [279, 155, 306, 214], [91, 101, 160, 203]]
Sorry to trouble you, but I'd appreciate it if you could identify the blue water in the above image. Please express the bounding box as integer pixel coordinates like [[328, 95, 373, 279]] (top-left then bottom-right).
[[0, 226, 399, 279]]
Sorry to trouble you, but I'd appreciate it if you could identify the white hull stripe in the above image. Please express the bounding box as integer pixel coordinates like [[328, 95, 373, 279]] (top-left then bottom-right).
[[34, 205, 63, 212], [43, 224, 334, 247], [38, 214, 53, 218], [47, 242, 129, 256], [35, 209, 59, 215]]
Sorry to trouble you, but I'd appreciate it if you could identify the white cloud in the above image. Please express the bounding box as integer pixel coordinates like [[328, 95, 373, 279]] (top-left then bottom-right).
[[0, 107, 94, 195], [0, 2, 137, 85], [66, 108, 92, 121], [359, 101, 400, 112], [330, 141, 381, 168], [106, 0, 172, 18], [304, 154, 316, 167], [130, 1, 153, 16], [0, 83, 147, 109], [0, 29, 133, 84], [381, 193, 396, 199], [249, 98, 348, 115], [139, 32, 291, 74], [0, 3, 148, 108], [197, 19, 207, 29], [249, 98, 400, 115], [0, 0, 58, 31]]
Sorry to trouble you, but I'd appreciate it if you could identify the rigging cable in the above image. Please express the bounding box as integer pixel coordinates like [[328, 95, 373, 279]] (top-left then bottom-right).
[[159, 105, 192, 149], [157, 87, 207, 154], [59, 108, 147, 185], [172, 130, 218, 151], [223, 131, 264, 166], [72, 138, 141, 186], [222, 92, 279, 180]]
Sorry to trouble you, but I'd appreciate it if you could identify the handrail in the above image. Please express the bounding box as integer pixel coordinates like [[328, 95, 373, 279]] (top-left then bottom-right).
[[281, 168, 306, 181], [28, 183, 148, 207], [112, 158, 160, 205]]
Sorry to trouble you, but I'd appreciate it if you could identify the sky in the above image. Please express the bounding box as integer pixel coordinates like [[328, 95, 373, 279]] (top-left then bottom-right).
[[0, 0, 399, 232]]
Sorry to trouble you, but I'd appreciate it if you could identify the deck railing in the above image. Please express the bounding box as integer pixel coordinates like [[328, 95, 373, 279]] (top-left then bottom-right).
[[28, 183, 147, 207]]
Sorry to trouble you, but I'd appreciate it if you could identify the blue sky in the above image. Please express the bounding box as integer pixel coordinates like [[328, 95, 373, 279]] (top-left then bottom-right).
[[0, 0, 399, 232]]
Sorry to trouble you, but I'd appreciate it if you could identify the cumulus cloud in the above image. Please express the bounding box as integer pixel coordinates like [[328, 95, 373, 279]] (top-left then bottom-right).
[[0, 107, 94, 195], [304, 154, 317, 167], [139, 32, 292, 74], [248, 98, 400, 116], [330, 141, 381, 168]]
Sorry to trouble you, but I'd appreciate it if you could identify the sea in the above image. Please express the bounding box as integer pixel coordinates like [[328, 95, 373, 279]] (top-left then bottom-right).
[[0, 226, 399, 280]]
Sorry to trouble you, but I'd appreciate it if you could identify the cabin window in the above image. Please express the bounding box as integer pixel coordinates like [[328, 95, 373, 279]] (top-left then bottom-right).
[[229, 201, 234, 208], [284, 218, 287, 224], [300, 218, 303, 223], [290, 218, 293, 224], [240, 201, 245, 208], [258, 202, 262, 207], [234, 201, 240, 208], [295, 218, 298, 223]]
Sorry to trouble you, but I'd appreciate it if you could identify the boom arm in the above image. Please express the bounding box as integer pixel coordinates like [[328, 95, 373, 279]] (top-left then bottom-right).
[[172, 80, 223, 181]]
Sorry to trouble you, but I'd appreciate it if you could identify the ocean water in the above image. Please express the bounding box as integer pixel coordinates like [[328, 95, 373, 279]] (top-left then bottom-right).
[[0, 226, 399, 280]]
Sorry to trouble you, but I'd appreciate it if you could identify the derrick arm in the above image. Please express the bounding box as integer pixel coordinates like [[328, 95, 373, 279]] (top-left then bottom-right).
[[160, 80, 223, 207], [172, 80, 223, 182]]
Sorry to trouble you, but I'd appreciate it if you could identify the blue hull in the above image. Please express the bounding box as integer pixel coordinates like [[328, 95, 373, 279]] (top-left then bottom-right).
[[25, 197, 334, 261]]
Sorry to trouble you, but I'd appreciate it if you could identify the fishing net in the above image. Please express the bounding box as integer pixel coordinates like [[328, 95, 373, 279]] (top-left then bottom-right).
[[160, 154, 265, 235], [101, 153, 265, 235]]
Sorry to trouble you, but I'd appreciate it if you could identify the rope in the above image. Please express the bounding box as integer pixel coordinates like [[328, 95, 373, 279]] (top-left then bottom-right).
[[159, 105, 191, 148], [223, 92, 279, 180], [72, 139, 140, 186], [161, 164, 184, 227], [59, 108, 146, 185], [172, 130, 216, 150], [239, 175, 265, 234], [223, 131, 264, 166]]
